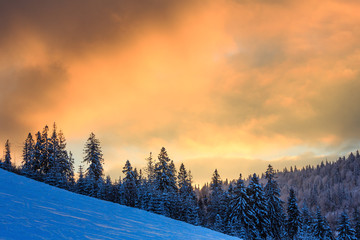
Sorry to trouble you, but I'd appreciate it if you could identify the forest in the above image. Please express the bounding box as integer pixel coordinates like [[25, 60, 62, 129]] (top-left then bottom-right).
[[1, 123, 359, 240]]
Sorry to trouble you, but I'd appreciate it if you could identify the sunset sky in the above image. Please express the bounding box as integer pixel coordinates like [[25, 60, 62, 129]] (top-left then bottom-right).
[[1, 0, 360, 184]]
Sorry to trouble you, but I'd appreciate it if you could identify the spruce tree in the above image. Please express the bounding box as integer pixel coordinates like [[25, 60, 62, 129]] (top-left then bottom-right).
[[247, 173, 269, 239], [32, 131, 42, 178], [229, 174, 257, 238], [83, 132, 104, 197], [352, 208, 360, 239], [154, 147, 176, 192], [145, 152, 155, 183], [336, 212, 356, 240], [287, 188, 300, 239], [300, 202, 314, 239], [265, 164, 285, 239], [214, 214, 224, 233], [178, 163, 192, 221], [122, 160, 137, 207], [2, 140, 12, 171], [208, 169, 223, 228], [313, 207, 326, 239], [22, 133, 35, 176], [76, 165, 86, 195], [39, 125, 50, 176]]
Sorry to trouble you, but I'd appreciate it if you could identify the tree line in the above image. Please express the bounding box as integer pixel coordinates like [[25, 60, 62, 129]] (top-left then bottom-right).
[[0, 123, 359, 239]]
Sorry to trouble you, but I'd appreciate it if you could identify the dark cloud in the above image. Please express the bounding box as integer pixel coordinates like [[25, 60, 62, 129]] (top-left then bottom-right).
[[0, 0, 195, 142], [0, 0, 194, 56], [0, 63, 68, 139]]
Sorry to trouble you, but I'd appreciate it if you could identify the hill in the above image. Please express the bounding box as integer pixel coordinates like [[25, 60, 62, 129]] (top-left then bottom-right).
[[0, 169, 238, 240], [275, 151, 360, 227]]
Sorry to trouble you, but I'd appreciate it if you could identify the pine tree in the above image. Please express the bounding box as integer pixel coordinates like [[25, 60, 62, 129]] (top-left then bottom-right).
[[214, 214, 224, 233], [22, 133, 35, 176], [76, 165, 86, 195], [83, 132, 104, 197], [67, 151, 75, 189], [39, 125, 50, 176], [2, 140, 13, 171], [46, 124, 72, 188], [300, 202, 314, 239], [32, 131, 42, 178], [229, 174, 257, 239], [313, 207, 326, 239], [352, 208, 360, 239], [122, 160, 137, 207], [145, 152, 155, 183], [287, 188, 301, 239], [178, 163, 191, 221], [265, 164, 285, 239], [207, 169, 223, 228], [247, 173, 269, 239], [154, 147, 176, 192], [336, 212, 356, 240]]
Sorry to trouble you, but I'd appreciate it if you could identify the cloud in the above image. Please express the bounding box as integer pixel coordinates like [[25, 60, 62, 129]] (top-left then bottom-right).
[[0, 63, 68, 139], [1, 0, 360, 182]]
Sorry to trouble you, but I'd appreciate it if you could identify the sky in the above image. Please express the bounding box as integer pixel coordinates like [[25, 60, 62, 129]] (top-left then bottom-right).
[[1, 0, 360, 184]]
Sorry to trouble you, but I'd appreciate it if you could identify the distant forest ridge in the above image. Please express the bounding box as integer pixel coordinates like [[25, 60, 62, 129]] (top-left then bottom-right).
[[1, 123, 360, 240]]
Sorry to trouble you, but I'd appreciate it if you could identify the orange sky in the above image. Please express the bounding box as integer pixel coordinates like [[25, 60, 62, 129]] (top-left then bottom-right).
[[1, 0, 360, 184]]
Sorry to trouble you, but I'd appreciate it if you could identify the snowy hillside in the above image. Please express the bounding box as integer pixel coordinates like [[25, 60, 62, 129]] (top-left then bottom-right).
[[0, 169, 238, 240]]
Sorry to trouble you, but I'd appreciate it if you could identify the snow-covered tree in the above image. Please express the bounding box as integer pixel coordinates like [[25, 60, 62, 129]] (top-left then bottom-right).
[[265, 164, 285, 239], [154, 147, 176, 192], [32, 131, 42, 178], [145, 152, 155, 183], [76, 165, 86, 195], [83, 133, 104, 197], [229, 174, 257, 239], [299, 202, 314, 239], [122, 160, 137, 207], [313, 207, 333, 239], [247, 173, 269, 239], [336, 211, 356, 240], [287, 188, 300, 239], [2, 140, 13, 171], [22, 133, 35, 176], [208, 169, 223, 228], [352, 208, 360, 239], [39, 125, 50, 176]]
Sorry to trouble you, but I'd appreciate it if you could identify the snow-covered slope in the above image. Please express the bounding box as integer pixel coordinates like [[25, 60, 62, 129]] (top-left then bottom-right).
[[0, 169, 238, 240]]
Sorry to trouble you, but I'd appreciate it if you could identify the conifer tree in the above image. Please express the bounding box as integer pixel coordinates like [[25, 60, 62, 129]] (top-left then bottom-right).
[[39, 125, 50, 176], [247, 173, 269, 239], [300, 202, 314, 239], [337, 212, 356, 240], [352, 208, 360, 239], [83, 132, 104, 197], [178, 163, 191, 221], [2, 140, 12, 171], [208, 169, 223, 227], [313, 207, 327, 239], [22, 133, 35, 176], [229, 174, 257, 238], [154, 147, 176, 192], [145, 152, 155, 183], [214, 214, 224, 233], [32, 131, 42, 178], [76, 165, 86, 195], [178, 163, 191, 195], [287, 188, 300, 239], [122, 160, 137, 207], [265, 164, 285, 239]]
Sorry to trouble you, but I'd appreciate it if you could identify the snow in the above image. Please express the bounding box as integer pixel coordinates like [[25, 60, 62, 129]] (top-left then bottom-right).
[[0, 169, 239, 240]]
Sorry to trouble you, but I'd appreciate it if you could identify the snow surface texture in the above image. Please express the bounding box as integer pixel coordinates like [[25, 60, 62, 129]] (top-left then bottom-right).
[[0, 169, 238, 240]]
